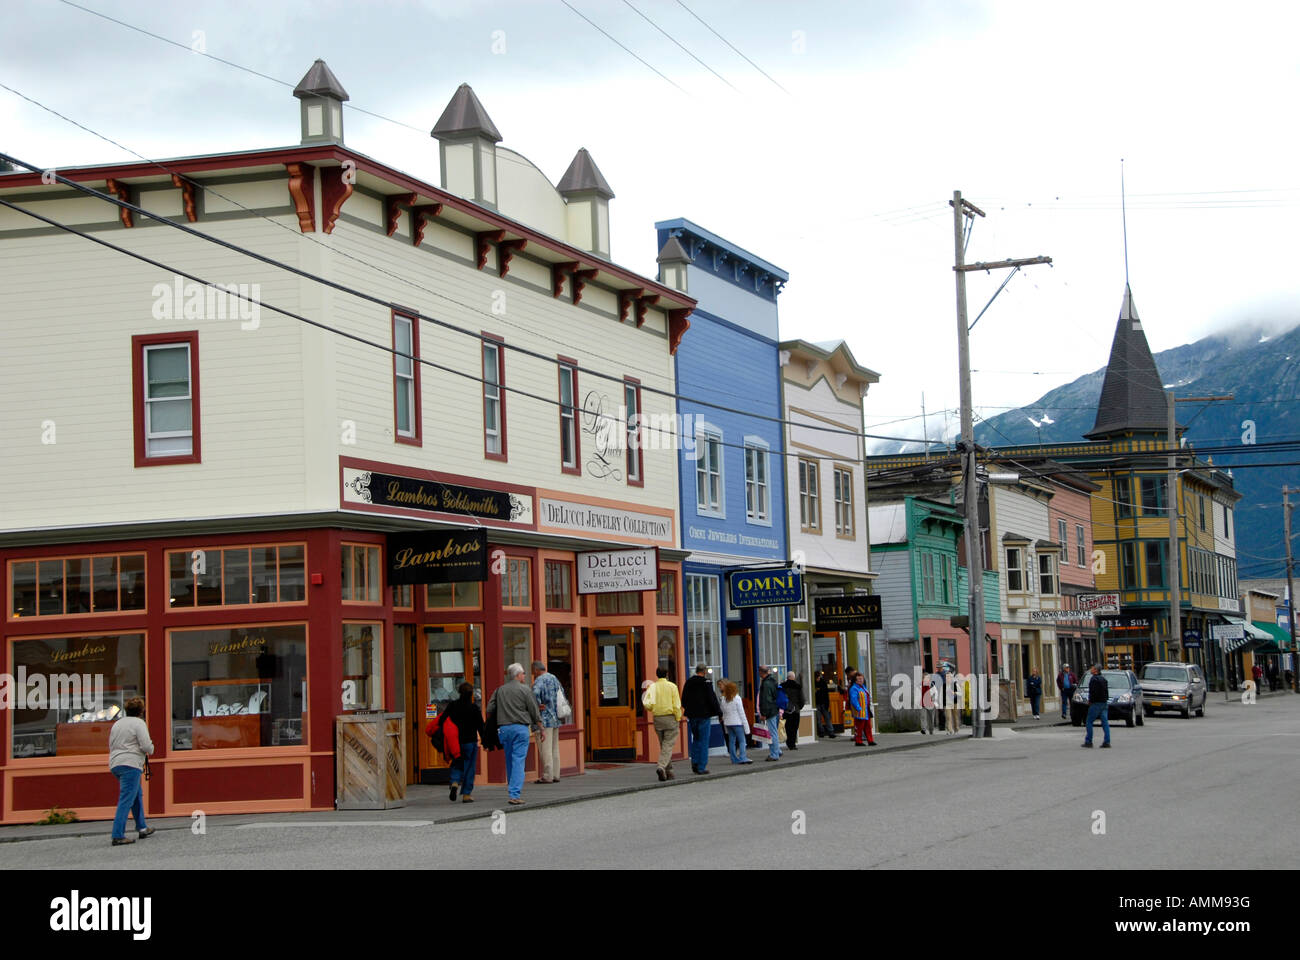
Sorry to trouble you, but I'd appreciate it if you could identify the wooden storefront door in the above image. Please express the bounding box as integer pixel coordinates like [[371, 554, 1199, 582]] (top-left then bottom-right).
[[417, 623, 482, 783], [726, 628, 755, 728], [586, 628, 636, 761]]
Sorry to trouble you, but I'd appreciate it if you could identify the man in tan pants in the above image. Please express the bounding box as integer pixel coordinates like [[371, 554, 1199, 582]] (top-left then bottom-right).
[[530, 660, 562, 783], [643, 666, 683, 781]]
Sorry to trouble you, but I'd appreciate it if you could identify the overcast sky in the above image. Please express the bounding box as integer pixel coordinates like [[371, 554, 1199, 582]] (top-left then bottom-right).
[[4, 0, 1297, 449]]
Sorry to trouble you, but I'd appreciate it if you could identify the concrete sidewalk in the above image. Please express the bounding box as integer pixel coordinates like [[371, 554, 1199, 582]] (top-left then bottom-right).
[[0, 726, 970, 844]]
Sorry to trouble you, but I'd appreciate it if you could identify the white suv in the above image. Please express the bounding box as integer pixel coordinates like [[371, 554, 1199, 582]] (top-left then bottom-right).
[[1140, 662, 1207, 719]]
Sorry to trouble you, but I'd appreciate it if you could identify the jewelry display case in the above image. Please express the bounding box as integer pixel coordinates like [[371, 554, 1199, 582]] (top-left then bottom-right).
[[191, 678, 271, 749], [53, 688, 136, 756]]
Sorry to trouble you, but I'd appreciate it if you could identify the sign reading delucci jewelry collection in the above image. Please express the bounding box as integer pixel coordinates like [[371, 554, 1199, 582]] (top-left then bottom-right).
[[814, 595, 882, 632], [388, 530, 488, 585], [577, 548, 658, 595], [728, 568, 804, 609]]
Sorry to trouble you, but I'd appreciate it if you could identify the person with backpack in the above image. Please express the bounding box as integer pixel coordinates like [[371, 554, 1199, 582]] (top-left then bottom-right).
[[440, 682, 483, 802], [758, 665, 782, 761], [531, 660, 568, 784], [780, 671, 805, 750]]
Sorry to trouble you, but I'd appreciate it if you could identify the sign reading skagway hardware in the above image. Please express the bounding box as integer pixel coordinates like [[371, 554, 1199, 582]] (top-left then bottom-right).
[[388, 530, 488, 585], [343, 468, 533, 525], [1078, 592, 1120, 614], [814, 595, 882, 631]]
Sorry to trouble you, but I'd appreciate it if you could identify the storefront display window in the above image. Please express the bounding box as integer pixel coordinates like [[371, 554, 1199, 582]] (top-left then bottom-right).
[[757, 605, 786, 680], [168, 544, 305, 607], [170, 624, 307, 750], [341, 544, 381, 603], [545, 626, 574, 719], [503, 625, 532, 673], [10, 554, 146, 619], [501, 558, 532, 609], [424, 624, 482, 712], [685, 575, 721, 677], [9, 633, 145, 758], [342, 622, 382, 712], [657, 628, 677, 681], [426, 581, 481, 609]]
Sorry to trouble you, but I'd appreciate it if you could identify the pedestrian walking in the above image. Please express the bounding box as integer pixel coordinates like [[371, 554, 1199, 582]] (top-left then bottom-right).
[[1081, 664, 1111, 748], [1056, 664, 1077, 719], [848, 671, 876, 746], [1252, 662, 1264, 691], [486, 663, 544, 804], [814, 670, 837, 738], [718, 679, 753, 764], [781, 671, 805, 750], [108, 697, 155, 846], [643, 666, 683, 780], [531, 660, 562, 784], [1027, 669, 1043, 719], [758, 665, 782, 760], [1266, 660, 1279, 692], [682, 664, 722, 775], [942, 664, 961, 734], [444, 681, 484, 803]]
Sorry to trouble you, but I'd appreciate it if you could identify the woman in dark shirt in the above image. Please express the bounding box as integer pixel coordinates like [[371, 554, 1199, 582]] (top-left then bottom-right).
[[445, 682, 484, 803]]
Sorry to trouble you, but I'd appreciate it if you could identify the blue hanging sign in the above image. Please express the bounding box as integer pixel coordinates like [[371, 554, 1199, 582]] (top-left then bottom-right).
[[728, 567, 804, 608]]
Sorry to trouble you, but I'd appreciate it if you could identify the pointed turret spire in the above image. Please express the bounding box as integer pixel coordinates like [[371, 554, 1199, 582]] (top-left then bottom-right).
[[1084, 284, 1169, 439], [431, 84, 501, 208]]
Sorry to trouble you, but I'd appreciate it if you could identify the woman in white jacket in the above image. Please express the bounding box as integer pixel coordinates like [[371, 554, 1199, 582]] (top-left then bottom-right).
[[718, 680, 753, 764], [108, 697, 155, 846]]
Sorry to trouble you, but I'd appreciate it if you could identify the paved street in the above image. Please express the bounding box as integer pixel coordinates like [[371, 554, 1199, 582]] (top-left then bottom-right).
[[2, 695, 1295, 870]]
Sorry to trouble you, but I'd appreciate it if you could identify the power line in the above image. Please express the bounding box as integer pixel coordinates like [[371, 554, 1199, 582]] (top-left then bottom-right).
[[559, 0, 688, 94], [621, 0, 738, 91], [673, 0, 789, 95]]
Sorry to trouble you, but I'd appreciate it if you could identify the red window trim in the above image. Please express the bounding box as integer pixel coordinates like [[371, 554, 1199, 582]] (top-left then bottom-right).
[[482, 332, 507, 462], [544, 558, 575, 611], [624, 375, 644, 488], [132, 331, 201, 468], [558, 356, 581, 476], [392, 308, 422, 447]]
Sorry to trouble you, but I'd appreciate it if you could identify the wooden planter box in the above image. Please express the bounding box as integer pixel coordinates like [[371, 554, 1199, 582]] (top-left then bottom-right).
[[335, 712, 406, 810]]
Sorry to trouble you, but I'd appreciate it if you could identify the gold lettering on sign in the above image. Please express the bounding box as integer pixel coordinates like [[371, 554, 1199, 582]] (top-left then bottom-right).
[[208, 635, 268, 657], [392, 537, 483, 571], [384, 480, 502, 517], [52, 643, 108, 663]]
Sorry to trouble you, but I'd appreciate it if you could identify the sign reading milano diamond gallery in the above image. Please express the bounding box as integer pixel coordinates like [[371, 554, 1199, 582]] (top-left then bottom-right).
[[577, 548, 658, 595], [815, 596, 883, 632]]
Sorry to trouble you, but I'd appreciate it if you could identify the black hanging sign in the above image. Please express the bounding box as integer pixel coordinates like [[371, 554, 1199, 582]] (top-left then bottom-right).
[[814, 595, 882, 632], [345, 468, 532, 525], [388, 530, 488, 585]]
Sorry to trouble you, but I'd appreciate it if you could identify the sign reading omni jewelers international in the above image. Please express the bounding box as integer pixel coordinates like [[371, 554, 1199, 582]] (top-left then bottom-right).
[[342, 463, 534, 526], [388, 530, 488, 585], [729, 568, 804, 609], [576, 548, 658, 594], [814, 595, 883, 631]]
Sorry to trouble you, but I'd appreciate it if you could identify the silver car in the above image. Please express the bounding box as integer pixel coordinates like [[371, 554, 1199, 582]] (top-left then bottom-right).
[[1140, 662, 1207, 719]]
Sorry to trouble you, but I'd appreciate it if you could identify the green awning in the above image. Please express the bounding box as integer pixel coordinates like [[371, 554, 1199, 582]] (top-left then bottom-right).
[[1251, 620, 1293, 654]]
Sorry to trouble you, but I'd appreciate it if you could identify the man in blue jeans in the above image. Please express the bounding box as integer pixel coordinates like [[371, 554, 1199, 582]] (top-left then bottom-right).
[[487, 663, 544, 804], [758, 665, 781, 761], [1082, 664, 1111, 748], [681, 664, 722, 775]]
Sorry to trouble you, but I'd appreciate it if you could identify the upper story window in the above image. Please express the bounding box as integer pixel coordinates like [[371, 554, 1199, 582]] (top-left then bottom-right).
[[1224, 505, 1233, 540], [656, 570, 677, 615], [393, 311, 420, 444], [1140, 476, 1166, 515], [1057, 519, 1068, 560], [170, 544, 306, 607], [558, 361, 579, 474], [921, 553, 936, 603], [10, 553, 146, 619], [1076, 525, 1086, 567], [1114, 476, 1133, 519], [941, 555, 954, 604], [1198, 495, 1207, 531], [1038, 552, 1058, 595], [1006, 547, 1025, 592], [1144, 541, 1167, 588], [696, 430, 723, 516], [799, 459, 820, 533], [1121, 542, 1138, 588], [482, 336, 506, 460], [501, 557, 532, 609], [625, 378, 643, 486], [744, 442, 769, 523], [834, 467, 854, 538], [133, 332, 200, 466], [341, 543, 382, 603]]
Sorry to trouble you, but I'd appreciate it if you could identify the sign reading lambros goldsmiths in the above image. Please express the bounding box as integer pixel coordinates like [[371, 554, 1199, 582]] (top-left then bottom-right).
[[814, 595, 882, 632], [388, 530, 488, 585], [343, 468, 533, 525]]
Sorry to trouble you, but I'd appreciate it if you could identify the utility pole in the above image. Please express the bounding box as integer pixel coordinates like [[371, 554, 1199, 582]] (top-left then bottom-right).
[[1286, 486, 1298, 693], [951, 190, 1050, 738]]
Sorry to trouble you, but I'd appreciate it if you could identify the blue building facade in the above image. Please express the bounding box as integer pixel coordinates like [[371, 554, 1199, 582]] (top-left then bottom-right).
[[654, 218, 792, 747]]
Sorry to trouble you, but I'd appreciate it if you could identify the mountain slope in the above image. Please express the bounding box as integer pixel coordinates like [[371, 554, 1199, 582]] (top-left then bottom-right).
[[970, 323, 1300, 576]]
